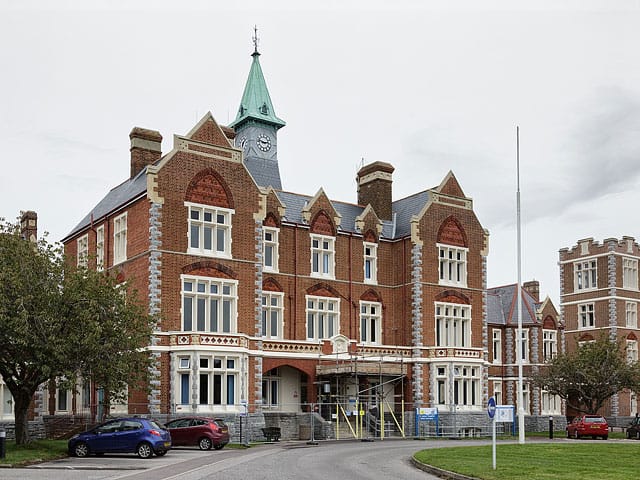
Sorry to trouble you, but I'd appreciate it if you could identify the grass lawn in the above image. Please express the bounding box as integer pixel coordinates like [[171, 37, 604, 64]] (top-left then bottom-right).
[[414, 442, 638, 480], [0, 440, 68, 466]]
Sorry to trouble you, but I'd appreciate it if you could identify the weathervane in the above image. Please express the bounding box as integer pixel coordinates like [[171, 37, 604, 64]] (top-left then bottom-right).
[[252, 25, 260, 54]]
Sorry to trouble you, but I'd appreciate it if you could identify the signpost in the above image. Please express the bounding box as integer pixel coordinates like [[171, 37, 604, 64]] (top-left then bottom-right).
[[487, 397, 497, 470]]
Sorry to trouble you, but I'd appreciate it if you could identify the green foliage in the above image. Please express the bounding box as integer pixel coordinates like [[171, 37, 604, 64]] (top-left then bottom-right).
[[414, 443, 640, 480], [0, 440, 68, 465], [532, 335, 640, 414], [0, 218, 154, 444]]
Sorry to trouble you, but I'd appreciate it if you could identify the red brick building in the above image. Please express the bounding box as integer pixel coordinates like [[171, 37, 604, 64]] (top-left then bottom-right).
[[487, 280, 564, 429], [560, 237, 640, 419], [55, 45, 493, 432]]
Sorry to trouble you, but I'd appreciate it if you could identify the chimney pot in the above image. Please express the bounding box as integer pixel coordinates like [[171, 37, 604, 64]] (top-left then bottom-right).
[[130, 127, 162, 178]]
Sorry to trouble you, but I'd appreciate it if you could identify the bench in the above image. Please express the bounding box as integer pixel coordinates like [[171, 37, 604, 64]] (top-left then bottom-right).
[[262, 426, 281, 442]]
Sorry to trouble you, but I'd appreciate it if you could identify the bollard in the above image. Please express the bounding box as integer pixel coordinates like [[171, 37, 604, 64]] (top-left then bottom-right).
[[549, 416, 553, 439], [0, 428, 6, 459]]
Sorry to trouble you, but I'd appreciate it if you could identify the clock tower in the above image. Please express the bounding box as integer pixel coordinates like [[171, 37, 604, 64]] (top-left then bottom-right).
[[229, 28, 286, 189]]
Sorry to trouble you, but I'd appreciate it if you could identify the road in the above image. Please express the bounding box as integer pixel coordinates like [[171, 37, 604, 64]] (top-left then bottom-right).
[[1, 439, 493, 480]]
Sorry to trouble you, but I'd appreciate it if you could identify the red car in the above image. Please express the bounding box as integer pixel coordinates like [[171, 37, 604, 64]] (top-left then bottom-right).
[[566, 414, 608, 440], [165, 417, 230, 450]]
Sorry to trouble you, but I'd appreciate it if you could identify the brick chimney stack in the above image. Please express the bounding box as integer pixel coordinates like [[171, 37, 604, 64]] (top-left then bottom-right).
[[356, 161, 395, 221], [130, 127, 162, 178], [20, 210, 38, 242], [523, 280, 540, 302]]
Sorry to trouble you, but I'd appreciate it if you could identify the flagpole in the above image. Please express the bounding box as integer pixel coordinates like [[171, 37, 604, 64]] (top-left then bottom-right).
[[516, 126, 525, 444]]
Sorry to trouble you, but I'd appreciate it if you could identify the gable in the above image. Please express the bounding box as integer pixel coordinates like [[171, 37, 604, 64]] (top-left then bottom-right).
[[437, 171, 466, 198], [187, 114, 233, 148]]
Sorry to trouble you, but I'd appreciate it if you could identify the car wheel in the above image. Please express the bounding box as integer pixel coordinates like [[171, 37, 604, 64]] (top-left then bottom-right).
[[155, 450, 168, 456], [137, 442, 153, 459], [213, 444, 224, 450], [199, 437, 213, 450], [573, 430, 580, 439], [636, 431, 640, 440], [627, 430, 632, 439], [566, 429, 571, 438], [602, 435, 608, 440], [73, 442, 90, 458]]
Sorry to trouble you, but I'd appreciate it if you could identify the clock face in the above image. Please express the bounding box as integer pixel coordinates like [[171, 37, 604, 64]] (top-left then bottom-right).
[[257, 134, 272, 152]]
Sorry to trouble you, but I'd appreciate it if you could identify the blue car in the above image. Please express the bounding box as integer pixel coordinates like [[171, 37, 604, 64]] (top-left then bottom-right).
[[68, 417, 171, 458]]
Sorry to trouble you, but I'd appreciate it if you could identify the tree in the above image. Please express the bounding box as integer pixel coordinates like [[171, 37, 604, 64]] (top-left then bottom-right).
[[0, 219, 154, 444], [532, 335, 640, 415]]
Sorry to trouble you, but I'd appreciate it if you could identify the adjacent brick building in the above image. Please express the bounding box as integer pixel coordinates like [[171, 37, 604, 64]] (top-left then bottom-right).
[[560, 237, 640, 418]]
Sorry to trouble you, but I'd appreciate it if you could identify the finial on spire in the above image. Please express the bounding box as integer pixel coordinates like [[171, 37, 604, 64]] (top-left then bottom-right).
[[252, 25, 260, 55]]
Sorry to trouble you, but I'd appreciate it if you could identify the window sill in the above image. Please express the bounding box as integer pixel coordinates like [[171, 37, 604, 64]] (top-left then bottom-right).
[[187, 249, 233, 260]]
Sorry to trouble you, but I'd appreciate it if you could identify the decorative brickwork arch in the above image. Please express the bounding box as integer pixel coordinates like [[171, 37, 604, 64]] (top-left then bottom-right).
[[435, 289, 471, 305], [185, 168, 234, 209], [628, 332, 638, 341], [437, 215, 467, 247], [182, 260, 237, 279], [307, 282, 340, 298], [578, 333, 594, 342], [360, 289, 382, 303], [363, 229, 377, 243], [264, 212, 280, 228], [263, 277, 283, 292], [542, 315, 557, 329], [310, 210, 336, 236]]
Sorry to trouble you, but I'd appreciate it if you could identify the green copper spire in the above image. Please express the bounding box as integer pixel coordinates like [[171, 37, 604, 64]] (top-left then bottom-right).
[[229, 29, 285, 130]]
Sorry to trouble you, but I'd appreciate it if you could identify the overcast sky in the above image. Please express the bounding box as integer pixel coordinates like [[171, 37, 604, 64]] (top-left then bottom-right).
[[2, 0, 640, 307]]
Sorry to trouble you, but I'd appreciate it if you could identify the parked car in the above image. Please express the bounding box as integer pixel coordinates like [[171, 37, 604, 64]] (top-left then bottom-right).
[[164, 416, 230, 450], [566, 414, 609, 440], [68, 417, 172, 458], [626, 415, 640, 439]]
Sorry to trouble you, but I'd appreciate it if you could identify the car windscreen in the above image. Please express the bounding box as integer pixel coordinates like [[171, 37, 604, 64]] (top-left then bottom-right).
[[584, 417, 605, 423]]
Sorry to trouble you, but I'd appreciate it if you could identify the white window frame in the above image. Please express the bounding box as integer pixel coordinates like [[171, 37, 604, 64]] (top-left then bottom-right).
[[96, 225, 104, 271], [542, 329, 557, 362], [181, 275, 238, 333], [113, 212, 128, 265], [438, 244, 468, 287], [263, 227, 279, 272], [519, 328, 530, 363], [623, 257, 639, 290], [493, 380, 502, 404], [522, 382, 531, 415], [578, 303, 595, 329], [435, 302, 471, 348], [262, 368, 280, 408], [627, 340, 638, 364], [492, 329, 502, 363], [574, 259, 597, 291], [363, 242, 377, 284], [627, 302, 638, 328], [453, 365, 481, 410], [541, 390, 561, 415], [310, 234, 335, 279], [261, 292, 284, 339], [360, 301, 382, 345], [0, 375, 14, 420], [306, 295, 340, 340], [77, 234, 88, 268], [186, 202, 234, 259], [56, 387, 70, 413], [196, 354, 238, 407]]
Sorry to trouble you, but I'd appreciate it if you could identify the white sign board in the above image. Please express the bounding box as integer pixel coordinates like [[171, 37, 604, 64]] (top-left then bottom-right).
[[495, 405, 514, 423]]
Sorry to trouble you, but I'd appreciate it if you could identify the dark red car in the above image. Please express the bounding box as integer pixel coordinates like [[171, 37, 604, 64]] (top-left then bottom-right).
[[566, 414, 608, 440], [165, 417, 230, 450]]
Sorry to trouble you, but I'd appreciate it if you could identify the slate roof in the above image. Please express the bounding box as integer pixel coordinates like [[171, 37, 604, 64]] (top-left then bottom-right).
[[66, 160, 434, 242], [65, 167, 148, 240], [244, 156, 283, 190], [486, 284, 539, 326]]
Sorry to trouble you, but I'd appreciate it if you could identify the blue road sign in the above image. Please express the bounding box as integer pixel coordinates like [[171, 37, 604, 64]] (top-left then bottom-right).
[[487, 397, 496, 419]]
